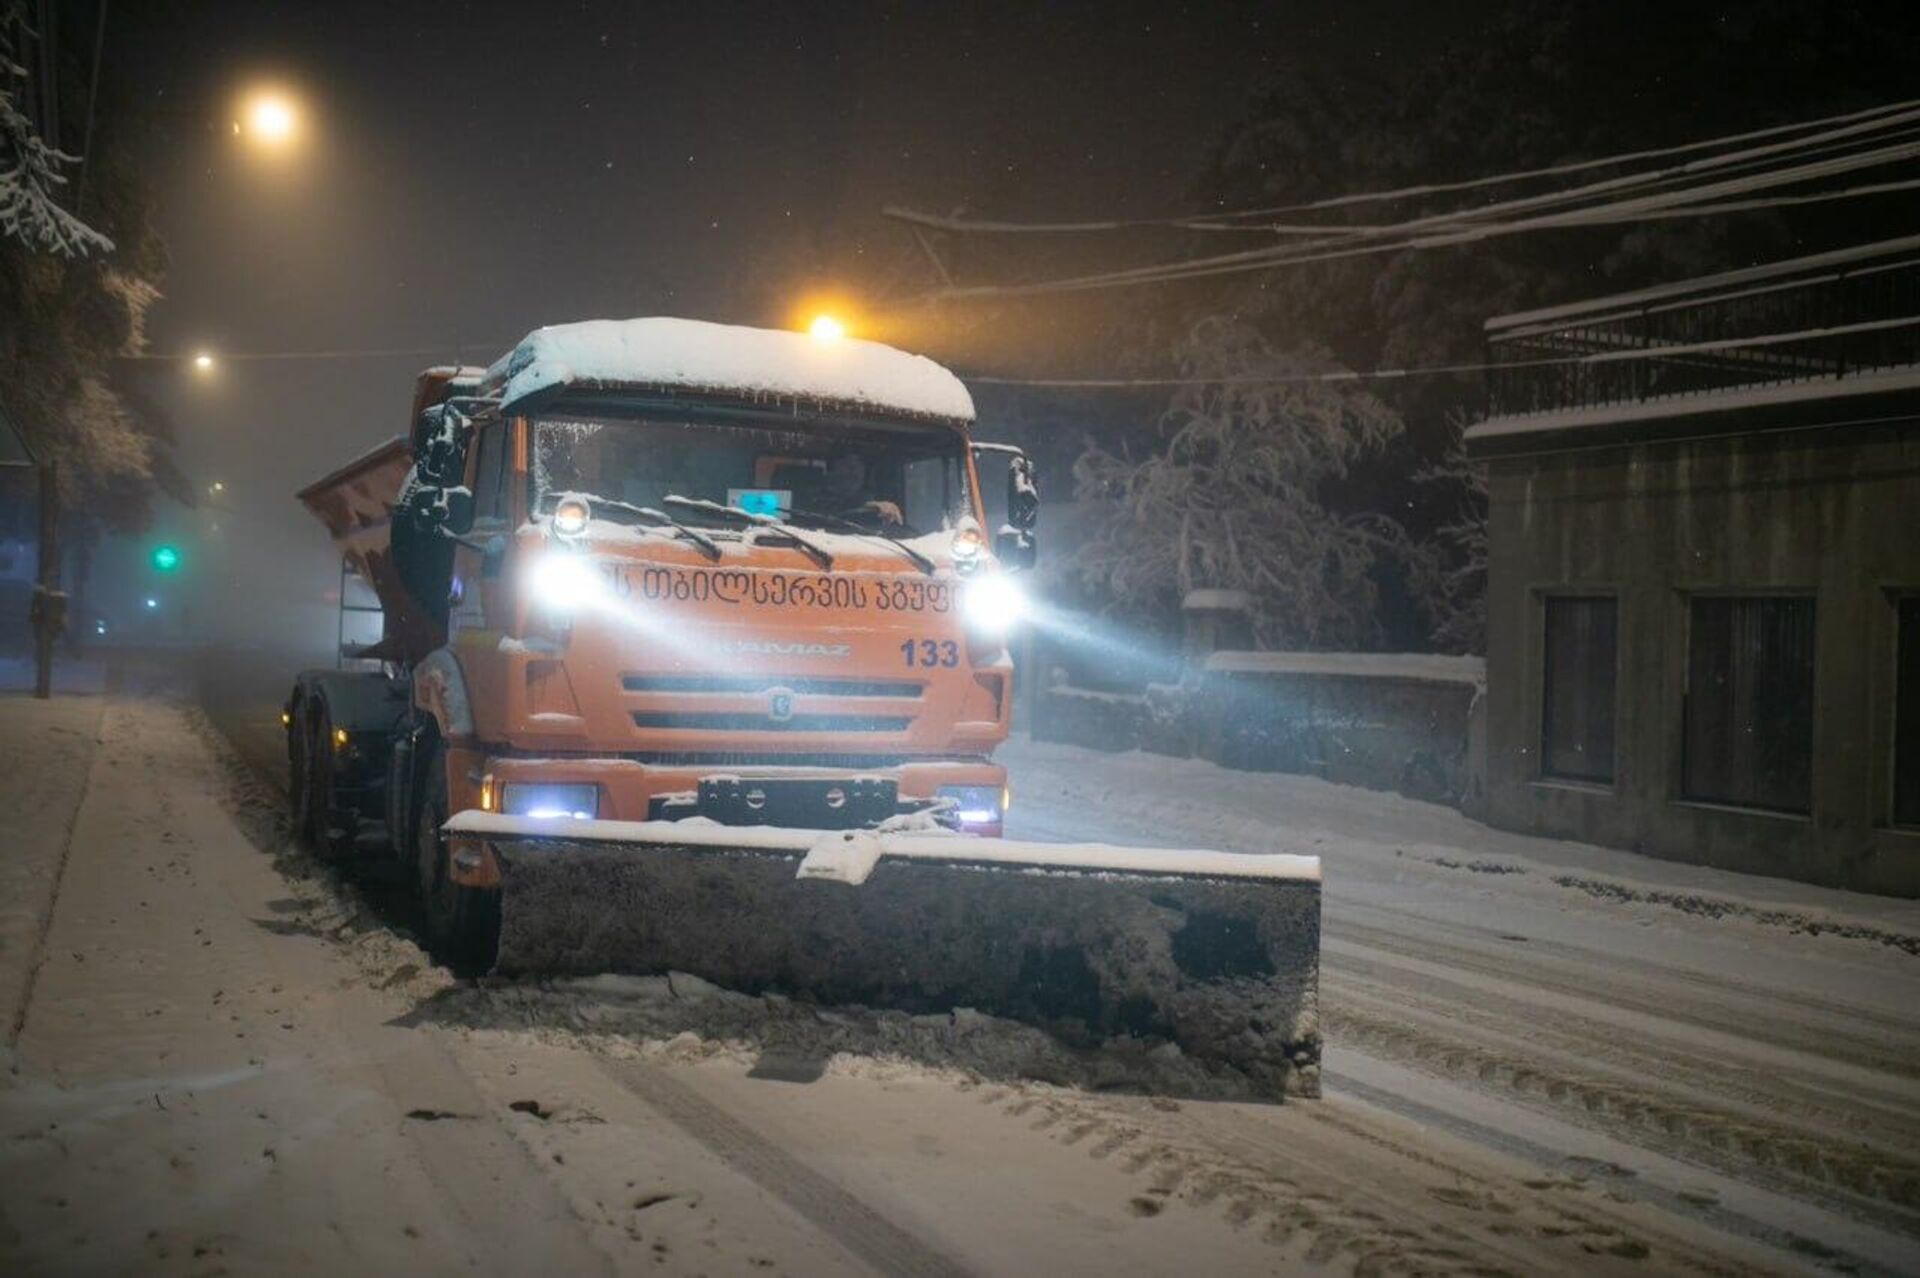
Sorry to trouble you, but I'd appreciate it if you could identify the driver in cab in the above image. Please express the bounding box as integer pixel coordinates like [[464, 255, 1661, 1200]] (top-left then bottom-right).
[[814, 453, 903, 528]]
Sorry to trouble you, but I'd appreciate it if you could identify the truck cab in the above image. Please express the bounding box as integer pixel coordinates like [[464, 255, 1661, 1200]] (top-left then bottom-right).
[[288, 318, 1038, 954]]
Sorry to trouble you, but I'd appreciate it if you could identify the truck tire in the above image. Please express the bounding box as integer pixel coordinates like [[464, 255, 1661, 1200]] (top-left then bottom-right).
[[305, 699, 352, 863], [288, 695, 317, 843], [416, 745, 499, 970]]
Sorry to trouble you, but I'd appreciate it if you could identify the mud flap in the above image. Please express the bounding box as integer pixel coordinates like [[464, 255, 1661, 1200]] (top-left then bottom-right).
[[445, 815, 1322, 1098]]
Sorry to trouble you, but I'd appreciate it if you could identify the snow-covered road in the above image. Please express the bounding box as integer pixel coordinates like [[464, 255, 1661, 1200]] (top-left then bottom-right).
[[4, 662, 1914, 1275], [1000, 735, 1920, 1272]]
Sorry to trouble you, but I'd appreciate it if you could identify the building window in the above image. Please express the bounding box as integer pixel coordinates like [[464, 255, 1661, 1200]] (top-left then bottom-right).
[[1897, 597, 1920, 828], [1683, 596, 1815, 813], [1541, 596, 1617, 783]]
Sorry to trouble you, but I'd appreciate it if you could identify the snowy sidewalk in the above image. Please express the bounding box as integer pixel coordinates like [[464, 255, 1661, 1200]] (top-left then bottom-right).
[[0, 692, 106, 1058], [0, 694, 624, 1275]]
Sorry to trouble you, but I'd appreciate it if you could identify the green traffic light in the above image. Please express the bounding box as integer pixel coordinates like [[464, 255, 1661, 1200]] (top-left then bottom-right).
[[151, 544, 181, 573]]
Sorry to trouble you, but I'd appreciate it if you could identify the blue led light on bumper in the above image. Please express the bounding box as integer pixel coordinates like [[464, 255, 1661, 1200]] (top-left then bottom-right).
[[938, 785, 1003, 829], [501, 783, 599, 820]]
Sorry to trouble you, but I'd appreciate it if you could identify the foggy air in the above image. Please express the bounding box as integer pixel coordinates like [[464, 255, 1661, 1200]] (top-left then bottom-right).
[[2, 2, 1917, 1274]]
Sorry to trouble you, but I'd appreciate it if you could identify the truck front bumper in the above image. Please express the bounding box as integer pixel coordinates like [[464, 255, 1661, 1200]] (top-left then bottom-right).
[[470, 755, 1008, 835]]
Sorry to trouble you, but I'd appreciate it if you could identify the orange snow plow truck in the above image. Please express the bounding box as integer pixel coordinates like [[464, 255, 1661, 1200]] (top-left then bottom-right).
[[286, 318, 1321, 1096]]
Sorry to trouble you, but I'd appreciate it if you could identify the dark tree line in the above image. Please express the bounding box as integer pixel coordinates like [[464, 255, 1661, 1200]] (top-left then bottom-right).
[[0, 0, 180, 644], [914, 0, 1920, 658]]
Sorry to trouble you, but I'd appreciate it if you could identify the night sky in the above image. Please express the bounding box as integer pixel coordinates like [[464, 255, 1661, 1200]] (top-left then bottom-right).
[[99, 1, 1475, 636]]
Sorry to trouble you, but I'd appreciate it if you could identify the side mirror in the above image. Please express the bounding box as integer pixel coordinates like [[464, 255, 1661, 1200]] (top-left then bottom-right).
[[1005, 454, 1039, 532], [413, 402, 475, 486], [973, 444, 1040, 570], [1000, 453, 1038, 569], [403, 482, 475, 538]]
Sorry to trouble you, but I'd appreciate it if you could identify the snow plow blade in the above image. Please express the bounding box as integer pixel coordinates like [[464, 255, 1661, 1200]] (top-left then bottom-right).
[[446, 815, 1322, 1098]]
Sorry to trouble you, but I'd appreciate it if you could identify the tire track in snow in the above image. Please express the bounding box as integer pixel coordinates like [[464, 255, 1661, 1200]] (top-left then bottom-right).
[[593, 1056, 973, 1278], [1316, 1070, 1908, 1278], [1333, 906, 1920, 1078], [1326, 997, 1920, 1230], [1327, 945, 1920, 1156], [958, 1077, 1728, 1276]]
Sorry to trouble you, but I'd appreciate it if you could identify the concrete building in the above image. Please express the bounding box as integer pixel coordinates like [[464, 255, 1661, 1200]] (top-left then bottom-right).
[[1467, 240, 1920, 897]]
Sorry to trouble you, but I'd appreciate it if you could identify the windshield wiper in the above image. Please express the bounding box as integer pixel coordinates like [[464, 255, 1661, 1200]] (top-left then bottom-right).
[[633, 506, 724, 560], [560, 493, 723, 560], [783, 506, 935, 575], [661, 495, 835, 571]]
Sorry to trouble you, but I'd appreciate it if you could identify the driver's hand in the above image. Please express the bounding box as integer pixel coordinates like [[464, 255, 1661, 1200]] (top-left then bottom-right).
[[863, 500, 905, 526]]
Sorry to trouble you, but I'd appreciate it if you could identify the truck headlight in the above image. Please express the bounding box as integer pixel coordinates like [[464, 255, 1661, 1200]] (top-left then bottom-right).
[[500, 783, 598, 820], [961, 574, 1028, 635], [531, 553, 605, 612], [552, 495, 592, 539], [950, 525, 986, 576]]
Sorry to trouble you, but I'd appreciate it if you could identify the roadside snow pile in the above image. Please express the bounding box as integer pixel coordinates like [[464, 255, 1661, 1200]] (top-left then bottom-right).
[[1204, 650, 1486, 686], [1553, 875, 1920, 956], [488, 317, 976, 421], [188, 707, 455, 1005], [427, 972, 1283, 1101]]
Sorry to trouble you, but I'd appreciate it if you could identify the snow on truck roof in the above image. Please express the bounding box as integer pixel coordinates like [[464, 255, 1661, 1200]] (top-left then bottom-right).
[[485, 317, 976, 423]]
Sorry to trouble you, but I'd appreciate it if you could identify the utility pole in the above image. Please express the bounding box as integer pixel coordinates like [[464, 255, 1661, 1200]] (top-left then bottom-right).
[[31, 460, 63, 698], [1, 412, 58, 698], [75, 0, 108, 216], [33, 0, 57, 145], [21, 1, 65, 697]]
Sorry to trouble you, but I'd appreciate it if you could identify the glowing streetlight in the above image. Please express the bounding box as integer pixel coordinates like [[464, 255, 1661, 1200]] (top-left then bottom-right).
[[237, 91, 299, 146], [809, 314, 846, 342], [209, 480, 225, 494], [193, 352, 215, 373]]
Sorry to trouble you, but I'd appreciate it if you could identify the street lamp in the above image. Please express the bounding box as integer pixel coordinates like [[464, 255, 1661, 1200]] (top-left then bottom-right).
[[809, 314, 846, 342], [236, 90, 300, 147], [193, 352, 215, 373]]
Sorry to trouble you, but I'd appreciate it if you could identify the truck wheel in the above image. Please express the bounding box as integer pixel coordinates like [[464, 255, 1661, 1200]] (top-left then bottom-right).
[[416, 745, 499, 970], [306, 701, 351, 862], [289, 696, 317, 842]]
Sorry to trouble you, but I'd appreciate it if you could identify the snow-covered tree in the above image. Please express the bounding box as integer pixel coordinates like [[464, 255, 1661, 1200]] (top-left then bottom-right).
[[1408, 412, 1488, 655], [1071, 317, 1408, 651], [0, 0, 178, 569], [0, 27, 111, 258]]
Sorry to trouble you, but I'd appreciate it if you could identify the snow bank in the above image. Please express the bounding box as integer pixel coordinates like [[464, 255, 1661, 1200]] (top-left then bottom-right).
[[487, 317, 976, 422]]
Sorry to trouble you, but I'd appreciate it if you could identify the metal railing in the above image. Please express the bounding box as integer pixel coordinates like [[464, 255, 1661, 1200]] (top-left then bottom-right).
[[1486, 256, 1920, 418]]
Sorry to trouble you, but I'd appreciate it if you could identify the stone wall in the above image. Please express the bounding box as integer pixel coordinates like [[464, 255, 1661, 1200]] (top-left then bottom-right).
[[1031, 653, 1487, 809]]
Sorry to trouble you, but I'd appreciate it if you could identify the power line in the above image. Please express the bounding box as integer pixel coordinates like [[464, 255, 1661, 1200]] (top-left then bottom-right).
[[964, 312, 1920, 388], [946, 130, 1920, 296], [883, 96, 1920, 236], [925, 135, 1920, 300]]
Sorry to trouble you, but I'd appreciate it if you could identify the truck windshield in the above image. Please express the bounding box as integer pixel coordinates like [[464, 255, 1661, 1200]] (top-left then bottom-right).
[[531, 410, 972, 536]]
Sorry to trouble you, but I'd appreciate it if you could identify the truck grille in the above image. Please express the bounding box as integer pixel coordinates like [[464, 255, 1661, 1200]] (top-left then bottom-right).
[[631, 712, 912, 733], [622, 674, 922, 698]]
